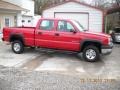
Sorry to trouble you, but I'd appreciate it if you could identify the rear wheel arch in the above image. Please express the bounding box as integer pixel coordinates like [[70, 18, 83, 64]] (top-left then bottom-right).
[[9, 34, 24, 45]]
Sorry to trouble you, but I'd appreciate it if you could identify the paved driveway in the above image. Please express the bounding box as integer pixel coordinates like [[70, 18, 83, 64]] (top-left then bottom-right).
[[0, 41, 120, 79]]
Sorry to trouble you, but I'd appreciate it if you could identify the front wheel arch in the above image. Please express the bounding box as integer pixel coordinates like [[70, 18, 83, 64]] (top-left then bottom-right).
[[80, 41, 102, 53]]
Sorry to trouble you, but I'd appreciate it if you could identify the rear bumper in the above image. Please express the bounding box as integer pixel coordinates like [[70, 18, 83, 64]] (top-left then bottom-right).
[[101, 44, 113, 55]]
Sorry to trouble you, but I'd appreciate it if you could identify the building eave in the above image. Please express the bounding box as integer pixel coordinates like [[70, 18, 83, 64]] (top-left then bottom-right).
[[0, 0, 29, 12]]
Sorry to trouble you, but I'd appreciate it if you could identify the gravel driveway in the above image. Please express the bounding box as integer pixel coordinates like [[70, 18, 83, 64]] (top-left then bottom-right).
[[0, 66, 120, 90], [0, 41, 120, 89]]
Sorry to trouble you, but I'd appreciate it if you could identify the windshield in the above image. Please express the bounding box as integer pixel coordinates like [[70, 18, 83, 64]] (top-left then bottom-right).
[[114, 28, 120, 33], [71, 20, 85, 32]]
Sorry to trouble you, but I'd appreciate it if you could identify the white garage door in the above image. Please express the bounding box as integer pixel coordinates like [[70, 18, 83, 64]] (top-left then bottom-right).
[[55, 12, 89, 30]]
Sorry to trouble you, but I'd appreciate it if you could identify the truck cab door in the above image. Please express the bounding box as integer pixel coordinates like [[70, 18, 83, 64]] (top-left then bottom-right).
[[54, 20, 80, 51], [35, 20, 56, 48]]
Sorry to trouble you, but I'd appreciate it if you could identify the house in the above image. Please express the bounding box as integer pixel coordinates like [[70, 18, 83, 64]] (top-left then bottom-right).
[[3, 0, 35, 26], [42, 0, 104, 33], [0, 0, 26, 34], [0, 0, 35, 34]]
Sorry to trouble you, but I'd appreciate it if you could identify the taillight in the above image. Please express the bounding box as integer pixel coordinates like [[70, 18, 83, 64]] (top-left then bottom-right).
[[2, 28, 5, 35]]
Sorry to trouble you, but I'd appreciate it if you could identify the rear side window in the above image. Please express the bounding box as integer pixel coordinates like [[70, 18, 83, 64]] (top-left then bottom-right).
[[40, 20, 54, 30], [57, 21, 75, 32]]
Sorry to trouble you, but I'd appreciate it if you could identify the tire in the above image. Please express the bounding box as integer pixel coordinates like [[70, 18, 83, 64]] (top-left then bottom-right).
[[12, 40, 24, 54], [83, 45, 100, 62]]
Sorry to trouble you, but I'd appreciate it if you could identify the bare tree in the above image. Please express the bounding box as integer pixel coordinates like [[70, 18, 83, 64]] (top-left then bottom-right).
[[35, 0, 63, 14], [116, 0, 120, 6], [91, 0, 111, 9]]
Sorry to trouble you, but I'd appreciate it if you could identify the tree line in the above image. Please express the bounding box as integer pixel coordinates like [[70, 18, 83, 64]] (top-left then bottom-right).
[[34, 0, 120, 15], [34, 0, 65, 14]]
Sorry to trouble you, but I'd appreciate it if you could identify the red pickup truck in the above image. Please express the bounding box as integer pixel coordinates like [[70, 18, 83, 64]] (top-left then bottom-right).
[[2, 18, 113, 62]]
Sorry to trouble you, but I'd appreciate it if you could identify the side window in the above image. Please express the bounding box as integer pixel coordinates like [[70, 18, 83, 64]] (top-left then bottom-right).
[[5, 18, 10, 27], [57, 21, 75, 32], [40, 20, 54, 30]]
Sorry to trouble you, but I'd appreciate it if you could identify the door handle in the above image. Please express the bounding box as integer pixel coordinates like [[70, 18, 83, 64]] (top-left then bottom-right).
[[38, 32, 42, 35], [55, 33, 60, 36]]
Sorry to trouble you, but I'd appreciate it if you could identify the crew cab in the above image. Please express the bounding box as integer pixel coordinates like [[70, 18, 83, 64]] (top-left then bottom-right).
[[2, 18, 113, 62]]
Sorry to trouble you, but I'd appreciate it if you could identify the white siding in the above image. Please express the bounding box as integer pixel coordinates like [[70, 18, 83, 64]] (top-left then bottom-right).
[[33, 15, 41, 27], [22, 16, 33, 26], [0, 13, 15, 32], [43, 2, 103, 32], [21, 0, 34, 16]]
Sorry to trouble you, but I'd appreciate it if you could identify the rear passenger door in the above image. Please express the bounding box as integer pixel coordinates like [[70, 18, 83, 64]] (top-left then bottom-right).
[[35, 19, 56, 48]]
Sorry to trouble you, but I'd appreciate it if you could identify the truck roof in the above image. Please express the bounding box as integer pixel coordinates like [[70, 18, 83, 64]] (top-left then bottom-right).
[[40, 18, 72, 21]]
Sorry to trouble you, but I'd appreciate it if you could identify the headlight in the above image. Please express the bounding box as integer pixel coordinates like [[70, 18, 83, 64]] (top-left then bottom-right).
[[108, 37, 113, 46]]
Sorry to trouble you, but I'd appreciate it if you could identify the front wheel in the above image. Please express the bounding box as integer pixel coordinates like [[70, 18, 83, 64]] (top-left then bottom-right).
[[12, 41, 24, 54], [83, 45, 100, 62]]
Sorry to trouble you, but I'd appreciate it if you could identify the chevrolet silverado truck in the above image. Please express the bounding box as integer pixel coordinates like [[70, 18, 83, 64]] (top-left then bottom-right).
[[2, 18, 113, 62]]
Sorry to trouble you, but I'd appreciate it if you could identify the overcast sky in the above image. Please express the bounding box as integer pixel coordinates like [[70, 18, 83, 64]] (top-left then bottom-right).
[[85, 0, 93, 4], [85, 0, 113, 3]]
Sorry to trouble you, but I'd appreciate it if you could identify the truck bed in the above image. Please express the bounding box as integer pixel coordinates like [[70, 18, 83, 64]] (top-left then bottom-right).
[[3, 27, 35, 46]]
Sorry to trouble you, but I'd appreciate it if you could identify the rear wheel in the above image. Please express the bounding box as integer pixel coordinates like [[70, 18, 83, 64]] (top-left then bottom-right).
[[12, 41, 24, 54], [83, 45, 100, 62]]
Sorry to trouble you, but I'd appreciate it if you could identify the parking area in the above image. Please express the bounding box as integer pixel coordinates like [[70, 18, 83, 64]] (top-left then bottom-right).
[[0, 41, 120, 79]]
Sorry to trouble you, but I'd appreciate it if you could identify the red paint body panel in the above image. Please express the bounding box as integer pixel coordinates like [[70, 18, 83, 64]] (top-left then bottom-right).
[[2, 18, 110, 52]]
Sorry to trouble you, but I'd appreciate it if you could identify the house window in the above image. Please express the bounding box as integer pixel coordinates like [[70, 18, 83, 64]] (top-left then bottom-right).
[[5, 18, 10, 27], [28, 20, 31, 23]]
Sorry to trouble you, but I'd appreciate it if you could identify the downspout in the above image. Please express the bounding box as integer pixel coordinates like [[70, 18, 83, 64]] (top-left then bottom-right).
[[105, 15, 108, 33], [104, 11, 107, 33]]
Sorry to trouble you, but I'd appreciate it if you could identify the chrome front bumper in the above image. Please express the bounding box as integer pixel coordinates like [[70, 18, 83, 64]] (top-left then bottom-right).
[[102, 43, 113, 55], [102, 48, 112, 55]]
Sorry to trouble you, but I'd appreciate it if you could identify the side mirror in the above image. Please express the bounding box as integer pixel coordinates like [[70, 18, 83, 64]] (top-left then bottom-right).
[[70, 29, 77, 33]]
